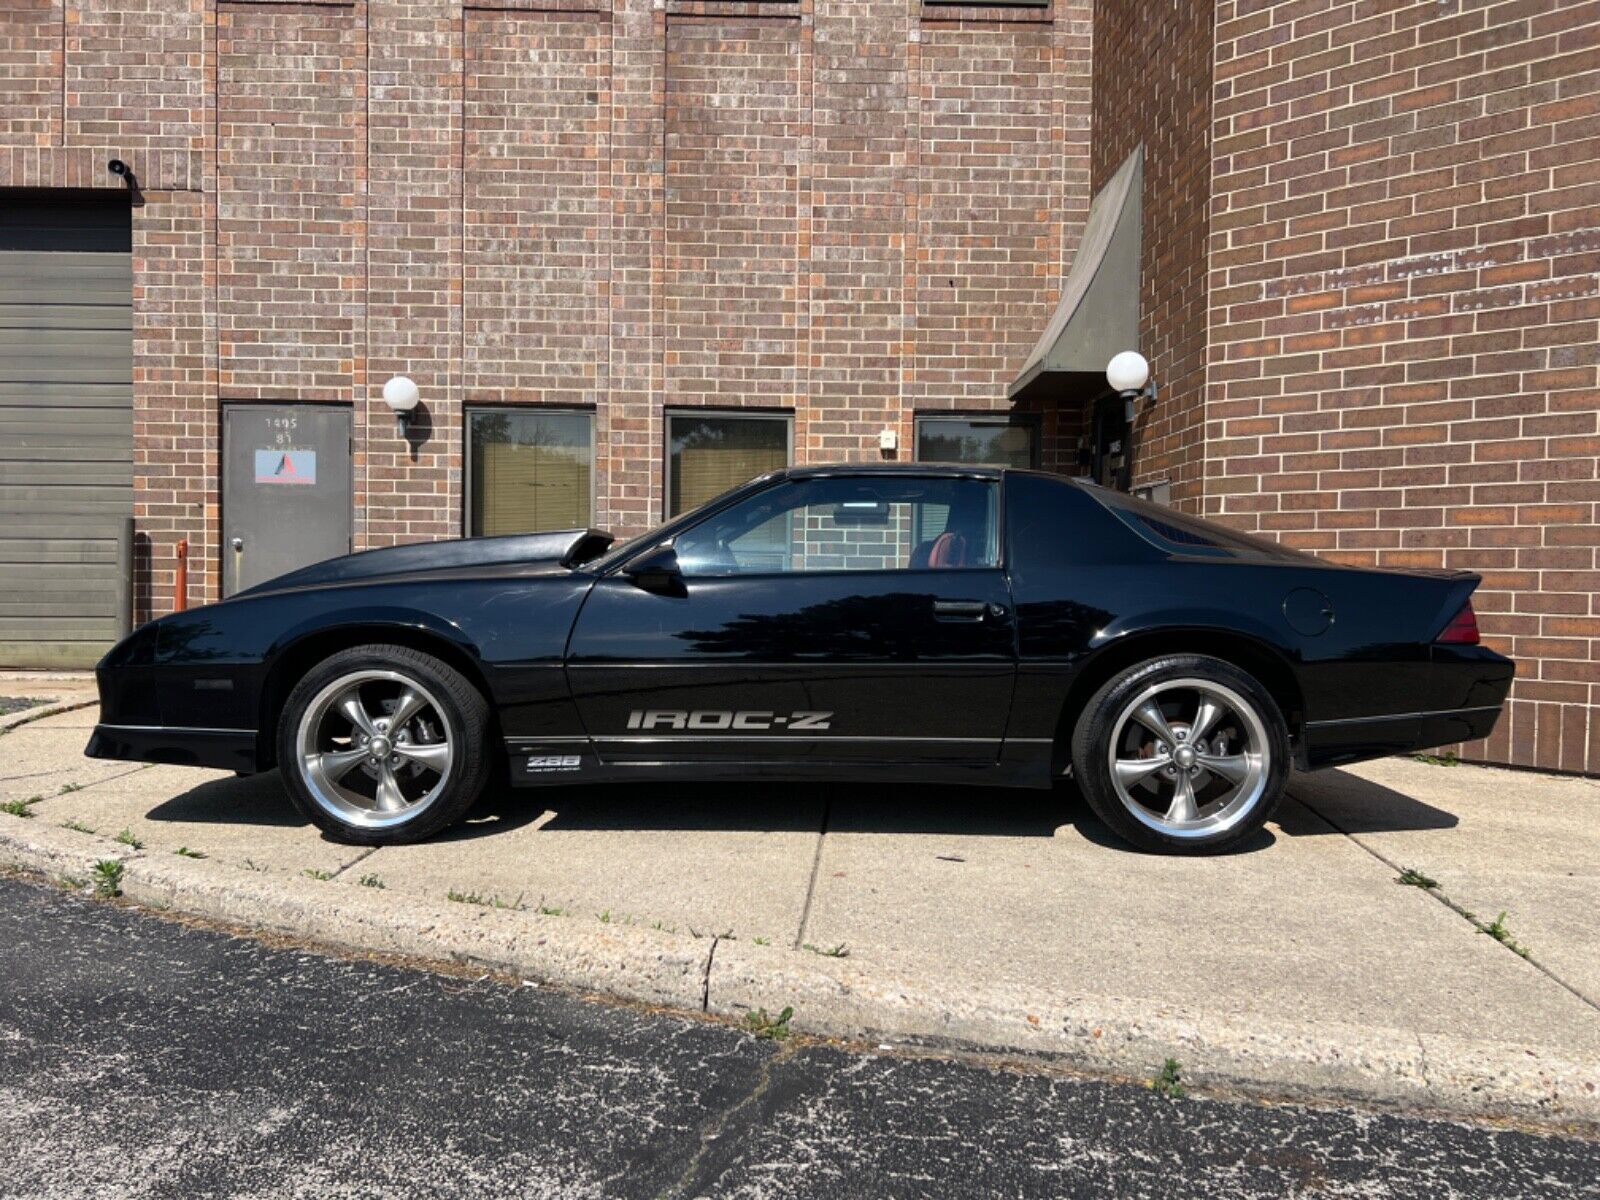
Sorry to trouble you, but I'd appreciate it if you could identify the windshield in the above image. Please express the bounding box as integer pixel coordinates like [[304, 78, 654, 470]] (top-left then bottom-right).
[[582, 472, 783, 574]]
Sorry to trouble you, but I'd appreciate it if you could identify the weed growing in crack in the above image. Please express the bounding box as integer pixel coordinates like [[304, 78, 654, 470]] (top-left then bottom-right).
[[744, 1006, 794, 1041], [59, 782, 83, 794], [448, 888, 526, 911], [174, 847, 206, 859], [1410, 750, 1459, 767], [358, 873, 385, 889], [1150, 1058, 1185, 1099], [114, 828, 142, 849], [1396, 867, 1437, 889], [60, 819, 96, 834], [91, 860, 124, 900], [1, 799, 36, 818], [1483, 911, 1530, 958], [802, 942, 850, 958], [302, 868, 334, 881]]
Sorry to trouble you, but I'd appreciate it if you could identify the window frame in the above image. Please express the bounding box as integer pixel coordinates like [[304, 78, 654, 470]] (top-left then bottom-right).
[[663, 407, 794, 521], [670, 472, 1004, 579], [463, 405, 597, 538], [913, 412, 1041, 470]]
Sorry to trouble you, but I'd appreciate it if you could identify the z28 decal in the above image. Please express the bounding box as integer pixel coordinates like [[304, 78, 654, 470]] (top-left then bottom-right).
[[625, 710, 833, 732]]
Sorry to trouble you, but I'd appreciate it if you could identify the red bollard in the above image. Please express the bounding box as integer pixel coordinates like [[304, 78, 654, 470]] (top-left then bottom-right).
[[174, 539, 189, 613]]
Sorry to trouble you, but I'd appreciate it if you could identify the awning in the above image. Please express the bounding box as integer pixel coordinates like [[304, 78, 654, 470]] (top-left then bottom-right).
[[1008, 145, 1143, 398]]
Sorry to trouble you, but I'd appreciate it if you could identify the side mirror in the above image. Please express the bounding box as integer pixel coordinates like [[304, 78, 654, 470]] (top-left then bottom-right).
[[623, 542, 683, 594]]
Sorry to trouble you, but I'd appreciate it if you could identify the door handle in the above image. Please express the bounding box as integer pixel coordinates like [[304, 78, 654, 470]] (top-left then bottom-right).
[[933, 600, 988, 621]]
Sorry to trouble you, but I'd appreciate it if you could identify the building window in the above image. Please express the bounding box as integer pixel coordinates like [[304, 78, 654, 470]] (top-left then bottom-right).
[[467, 408, 594, 536], [667, 411, 791, 518], [915, 416, 1039, 469]]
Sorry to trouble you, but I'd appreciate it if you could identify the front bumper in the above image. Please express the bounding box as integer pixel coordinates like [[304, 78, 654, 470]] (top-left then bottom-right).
[[85, 724, 257, 773]]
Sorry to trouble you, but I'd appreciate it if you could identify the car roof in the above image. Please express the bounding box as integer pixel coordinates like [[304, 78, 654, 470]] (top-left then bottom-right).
[[776, 462, 1009, 481]]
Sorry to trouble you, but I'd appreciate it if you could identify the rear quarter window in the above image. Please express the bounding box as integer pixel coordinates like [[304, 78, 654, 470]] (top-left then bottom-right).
[[1002, 472, 1159, 581], [1086, 485, 1317, 563]]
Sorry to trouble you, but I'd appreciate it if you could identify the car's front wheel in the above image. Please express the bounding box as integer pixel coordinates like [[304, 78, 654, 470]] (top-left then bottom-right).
[[1071, 654, 1288, 854], [277, 644, 491, 844]]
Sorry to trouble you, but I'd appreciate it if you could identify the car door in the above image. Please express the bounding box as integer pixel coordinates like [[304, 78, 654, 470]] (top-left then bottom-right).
[[564, 473, 1017, 770]]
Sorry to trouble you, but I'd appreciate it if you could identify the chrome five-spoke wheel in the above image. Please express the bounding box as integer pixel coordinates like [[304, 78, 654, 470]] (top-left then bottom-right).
[[294, 669, 455, 831], [1106, 677, 1271, 841]]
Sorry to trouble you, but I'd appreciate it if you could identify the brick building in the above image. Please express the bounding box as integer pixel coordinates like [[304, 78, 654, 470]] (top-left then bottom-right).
[[1, 0, 1596, 773]]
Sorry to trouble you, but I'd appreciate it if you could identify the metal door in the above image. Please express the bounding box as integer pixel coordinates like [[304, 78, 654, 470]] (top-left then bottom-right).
[[222, 406, 352, 595], [0, 191, 133, 667]]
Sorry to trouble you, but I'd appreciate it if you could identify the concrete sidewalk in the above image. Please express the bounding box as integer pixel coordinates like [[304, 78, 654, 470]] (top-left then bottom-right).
[[2, 681, 1597, 1129]]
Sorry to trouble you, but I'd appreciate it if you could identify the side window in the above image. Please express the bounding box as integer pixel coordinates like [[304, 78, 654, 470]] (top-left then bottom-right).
[[674, 477, 999, 576]]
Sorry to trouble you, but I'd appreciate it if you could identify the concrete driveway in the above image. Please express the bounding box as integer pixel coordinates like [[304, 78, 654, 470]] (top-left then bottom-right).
[[3, 675, 1598, 1125]]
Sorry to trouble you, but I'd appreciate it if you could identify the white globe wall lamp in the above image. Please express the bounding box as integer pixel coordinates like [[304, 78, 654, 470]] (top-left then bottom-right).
[[382, 375, 421, 433], [1106, 351, 1155, 424]]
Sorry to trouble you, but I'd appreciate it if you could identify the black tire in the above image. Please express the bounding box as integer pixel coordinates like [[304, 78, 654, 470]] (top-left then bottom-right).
[[1070, 654, 1288, 855], [277, 644, 492, 845]]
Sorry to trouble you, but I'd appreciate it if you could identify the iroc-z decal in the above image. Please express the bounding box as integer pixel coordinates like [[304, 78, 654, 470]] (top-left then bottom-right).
[[625, 710, 833, 732]]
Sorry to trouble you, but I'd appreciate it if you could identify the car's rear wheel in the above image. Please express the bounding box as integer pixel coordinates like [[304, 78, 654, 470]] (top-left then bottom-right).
[[1071, 655, 1287, 854], [277, 644, 491, 844]]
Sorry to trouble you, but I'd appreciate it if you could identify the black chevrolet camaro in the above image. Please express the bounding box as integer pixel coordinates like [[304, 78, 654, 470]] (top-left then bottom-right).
[[87, 465, 1513, 854]]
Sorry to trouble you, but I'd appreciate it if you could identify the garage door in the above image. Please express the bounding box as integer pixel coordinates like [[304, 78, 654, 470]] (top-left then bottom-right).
[[0, 191, 133, 668]]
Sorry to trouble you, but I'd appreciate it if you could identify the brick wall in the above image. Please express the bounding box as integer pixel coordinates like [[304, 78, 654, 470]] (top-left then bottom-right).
[[1207, 0, 1600, 773], [4, 0, 1091, 565], [664, 15, 806, 410], [1092, 0, 1215, 508]]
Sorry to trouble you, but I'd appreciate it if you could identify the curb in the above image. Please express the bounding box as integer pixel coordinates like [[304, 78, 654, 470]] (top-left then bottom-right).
[[4, 815, 1596, 1132], [0, 696, 98, 734]]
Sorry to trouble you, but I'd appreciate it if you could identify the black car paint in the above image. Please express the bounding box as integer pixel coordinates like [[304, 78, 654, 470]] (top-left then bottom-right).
[[86, 466, 1514, 788]]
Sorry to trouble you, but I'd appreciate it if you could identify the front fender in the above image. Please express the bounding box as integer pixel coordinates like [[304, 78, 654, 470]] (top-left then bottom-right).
[[265, 605, 476, 666]]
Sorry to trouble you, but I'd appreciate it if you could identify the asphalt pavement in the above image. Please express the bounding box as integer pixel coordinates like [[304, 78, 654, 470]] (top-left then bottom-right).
[[1, 874, 1596, 1199]]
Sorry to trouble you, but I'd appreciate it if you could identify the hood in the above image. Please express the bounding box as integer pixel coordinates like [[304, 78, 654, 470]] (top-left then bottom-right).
[[235, 528, 615, 597]]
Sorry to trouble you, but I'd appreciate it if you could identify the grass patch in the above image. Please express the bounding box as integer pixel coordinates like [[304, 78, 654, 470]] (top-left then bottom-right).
[[90, 860, 124, 900], [302, 868, 334, 882], [1396, 867, 1437, 889], [114, 827, 142, 849], [744, 1006, 794, 1042], [59, 818, 96, 834], [802, 942, 850, 959], [174, 846, 207, 859], [358, 873, 385, 889], [1483, 911, 1531, 959], [1149, 1057, 1185, 1100], [1410, 750, 1459, 767], [1, 798, 39, 818], [753, 936, 771, 946]]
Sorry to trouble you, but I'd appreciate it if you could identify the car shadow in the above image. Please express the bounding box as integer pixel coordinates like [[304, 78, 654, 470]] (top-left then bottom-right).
[[508, 778, 1279, 855], [143, 769, 1281, 854], [1278, 767, 1458, 836], [145, 770, 307, 828]]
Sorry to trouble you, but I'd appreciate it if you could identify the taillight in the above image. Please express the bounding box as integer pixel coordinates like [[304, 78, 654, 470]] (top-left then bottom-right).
[[1437, 600, 1480, 645]]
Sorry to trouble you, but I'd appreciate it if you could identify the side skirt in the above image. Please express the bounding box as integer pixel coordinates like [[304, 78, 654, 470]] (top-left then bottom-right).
[[503, 737, 1055, 789]]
